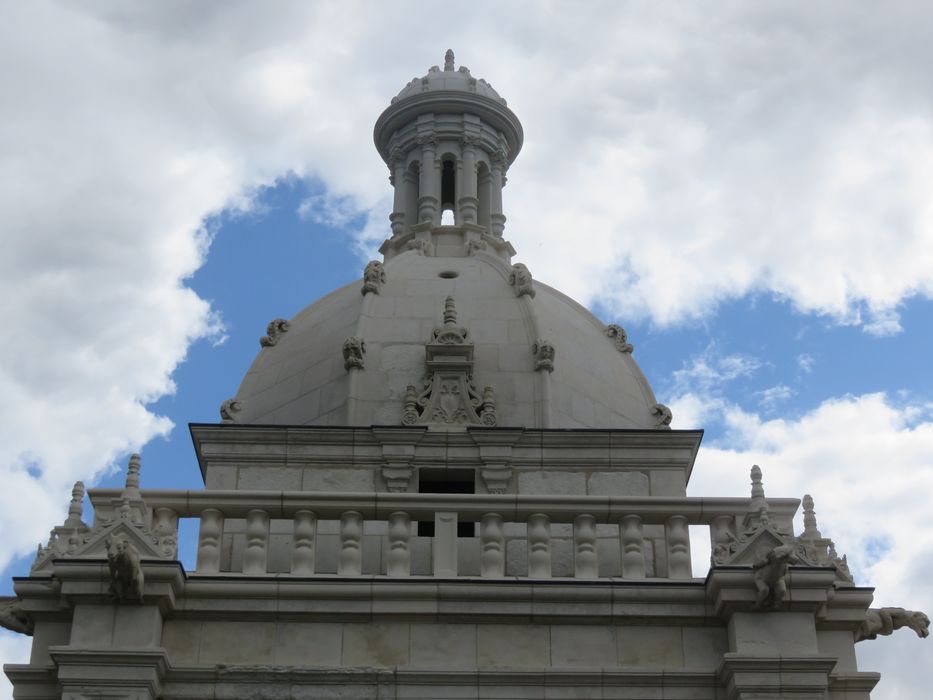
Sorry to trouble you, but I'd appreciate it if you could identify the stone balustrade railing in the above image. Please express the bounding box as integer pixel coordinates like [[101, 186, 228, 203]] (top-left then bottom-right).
[[87, 489, 798, 580]]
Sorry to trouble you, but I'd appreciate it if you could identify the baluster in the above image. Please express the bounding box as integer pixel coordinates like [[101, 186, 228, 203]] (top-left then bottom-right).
[[243, 509, 270, 574], [710, 514, 735, 566], [291, 510, 317, 575], [527, 513, 551, 578], [433, 512, 458, 577], [480, 513, 504, 577], [387, 511, 411, 577], [574, 514, 598, 578], [339, 510, 363, 576], [196, 508, 224, 574], [619, 514, 646, 579], [152, 507, 178, 559], [666, 514, 691, 579]]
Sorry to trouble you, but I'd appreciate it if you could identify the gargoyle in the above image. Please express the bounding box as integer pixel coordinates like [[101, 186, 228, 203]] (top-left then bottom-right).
[[857, 608, 930, 642], [106, 535, 144, 603], [0, 598, 33, 636], [753, 543, 799, 609]]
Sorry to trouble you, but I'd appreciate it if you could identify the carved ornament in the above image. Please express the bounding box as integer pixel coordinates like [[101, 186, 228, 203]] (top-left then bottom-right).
[[533, 340, 555, 373], [605, 324, 634, 353], [651, 403, 673, 429], [0, 598, 33, 636], [857, 608, 930, 642], [342, 337, 366, 371], [508, 263, 535, 298], [260, 318, 290, 347], [220, 398, 242, 424], [361, 260, 387, 295]]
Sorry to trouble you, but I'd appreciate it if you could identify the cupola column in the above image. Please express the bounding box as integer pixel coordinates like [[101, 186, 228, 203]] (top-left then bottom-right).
[[458, 136, 478, 225], [417, 133, 439, 225], [389, 148, 407, 236], [489, 156, 506, 237]]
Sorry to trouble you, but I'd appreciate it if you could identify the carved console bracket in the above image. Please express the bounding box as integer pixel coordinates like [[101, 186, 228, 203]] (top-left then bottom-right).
[[260, 318, 290, 347], [373, 427, 426, 492], [605, 324, 634, 353], [469, 429, 523, 494]]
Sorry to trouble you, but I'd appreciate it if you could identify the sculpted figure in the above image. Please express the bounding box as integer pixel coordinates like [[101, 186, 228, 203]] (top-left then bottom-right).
[[651, 403, 673, 429], [219, 398, 242, 423], [857, 608, 930, 642], [361, 260, 386, 295], [752, 543, 799, 609], [508, 263, 535, 298], [106, 536, 144, 603], [342, 336, 366, 371], [533, 340, 555, 373], [0, 598, 33, 636]]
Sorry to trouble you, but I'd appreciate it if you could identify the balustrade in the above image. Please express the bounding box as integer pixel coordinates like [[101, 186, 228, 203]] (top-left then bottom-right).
[[88, 488, 798, 581]]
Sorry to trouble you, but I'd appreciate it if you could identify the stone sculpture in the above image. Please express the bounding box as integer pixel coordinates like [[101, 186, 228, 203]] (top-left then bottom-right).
[[406, 238, 429, 255], [508, 263, 535, 298], [605, 324, 634, 353], [651, 403, 672, 429], [106, 536, 144, 603], [361, 260, 387, 295], [533, 340, 555, 372], [259, 318, 290, 347], [752, 543, 799, 609], [465, 239, 487, 255], [219, 398, 242, 424], [342, 336, 366, 371], [856, 608, 930, 642], [0, 598, 33, 635]]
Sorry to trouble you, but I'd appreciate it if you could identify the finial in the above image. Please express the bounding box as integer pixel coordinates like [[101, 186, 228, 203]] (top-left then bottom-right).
[[801, 494, 822, 539], [64, 481, 85, 527], [444, 49, 455, 72], [126, 453, 141, 490], [749, 464, 767, 511], [443, 296, 458, 326]]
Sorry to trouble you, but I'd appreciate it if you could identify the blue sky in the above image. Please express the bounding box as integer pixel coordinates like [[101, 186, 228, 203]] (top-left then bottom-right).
[[3, 3, 933, 697]]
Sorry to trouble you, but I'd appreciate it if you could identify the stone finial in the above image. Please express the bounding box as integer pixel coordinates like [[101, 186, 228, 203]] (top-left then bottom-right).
[[750, 465, 765, 501], [0, 599, 33, 636], [508, 263, 535, 298], [651, 403, 673, 429], [801, 494, 822, 539], [343, 336, 366, 371], [752, 543, 799, 609], [220, 398, 242, 423], [106, 536, 144, 603], [443, 296, 457, 326], [857, 608, 930, 642], [259, 318, 290, 347], [361, 260, 387, 295], [63, 481, 85, 528], [124, 453, 141, 494], [533, 340, 555, 372], [480, 386, 498, 426], [444, 49, 455, 72], [605, 324, 634, 353]]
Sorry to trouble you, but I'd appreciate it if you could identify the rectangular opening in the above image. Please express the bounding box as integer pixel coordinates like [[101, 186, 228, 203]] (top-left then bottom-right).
[[417, 468, 475, 537]]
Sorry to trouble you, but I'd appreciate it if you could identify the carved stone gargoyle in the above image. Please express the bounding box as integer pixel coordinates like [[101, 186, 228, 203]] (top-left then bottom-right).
[[856, 608, 930, 642], [0, 597, 33, 636], [106, 535, 144, 603], [752, 543, 799, 609]]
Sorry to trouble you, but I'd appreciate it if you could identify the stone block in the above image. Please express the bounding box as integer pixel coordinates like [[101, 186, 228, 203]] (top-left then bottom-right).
[[649, 469, 685, 496], [682, 626, 728, 669], [550, 624, 617, 667], [199, 621, 275, 664], [69, 605, 114, 646], [161, 620, 201, 665], [618, 626, 684, 667], [274, 622, 343, 666], [205, 466, 237, 489], [113, 605, 162, 647], [506, 538, 528, 576], [409, 623, 477, 668], [817, 630, 858, 672], [29, 621, 70, 664], [302, 468, 375, 492], [237, 466, 302, 490], [517, 471, 586, 495], [342, 623, 410, 667], [729, 612, 818, 655], [477, 624, 549, 667], [588, 471, 649, 497]]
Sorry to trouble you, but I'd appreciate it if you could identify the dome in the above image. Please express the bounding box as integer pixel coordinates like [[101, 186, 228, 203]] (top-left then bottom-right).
[[391, 49, 507, 106], [229, 250, 664, 430]]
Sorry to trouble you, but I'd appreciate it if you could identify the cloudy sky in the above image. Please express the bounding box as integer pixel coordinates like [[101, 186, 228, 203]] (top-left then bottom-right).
[[2, 1, 933, 697]]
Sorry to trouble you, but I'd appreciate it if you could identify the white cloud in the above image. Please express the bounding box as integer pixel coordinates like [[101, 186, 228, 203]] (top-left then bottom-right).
[[797, 353, 816, 374], [682, 392, 933, 698], [756, 384, 795, 411]]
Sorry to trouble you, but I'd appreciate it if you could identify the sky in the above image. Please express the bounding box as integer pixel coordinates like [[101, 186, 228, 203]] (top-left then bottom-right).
[[2, 1, 933, 697]]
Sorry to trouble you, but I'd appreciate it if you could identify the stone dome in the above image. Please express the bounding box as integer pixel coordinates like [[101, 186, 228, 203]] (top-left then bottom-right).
[[230, 249, 664, 430], [391, 49, 507, 106]]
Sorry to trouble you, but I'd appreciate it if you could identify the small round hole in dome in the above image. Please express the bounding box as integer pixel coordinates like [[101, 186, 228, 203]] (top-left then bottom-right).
[[438, 270, 459, 279]]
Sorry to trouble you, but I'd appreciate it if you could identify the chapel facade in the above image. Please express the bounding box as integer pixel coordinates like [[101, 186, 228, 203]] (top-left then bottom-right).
[[2, 50, 927, 700]]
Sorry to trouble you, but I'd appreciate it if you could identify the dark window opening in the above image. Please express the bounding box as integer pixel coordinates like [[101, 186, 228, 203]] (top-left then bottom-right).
[[417, 468, 475, 537], [440, 159, 456, 213]]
